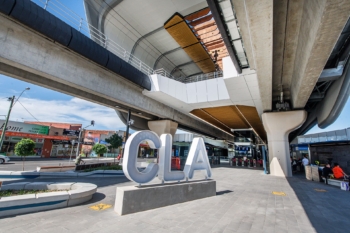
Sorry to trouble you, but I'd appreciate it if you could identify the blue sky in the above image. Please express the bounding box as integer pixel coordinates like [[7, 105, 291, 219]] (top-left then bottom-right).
[[1, 0, 349, 135]]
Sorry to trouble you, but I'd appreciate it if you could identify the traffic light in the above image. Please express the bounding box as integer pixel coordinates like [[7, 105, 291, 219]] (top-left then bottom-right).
[[91, 120, 95, 126]]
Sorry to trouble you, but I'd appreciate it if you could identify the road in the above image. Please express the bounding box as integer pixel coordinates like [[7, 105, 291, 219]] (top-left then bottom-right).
[[0, 158, 118, 171]]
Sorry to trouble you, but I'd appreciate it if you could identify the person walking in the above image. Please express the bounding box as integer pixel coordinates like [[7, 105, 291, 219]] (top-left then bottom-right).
[[291, 156, 297, 173], [302, 155, 309, 172]]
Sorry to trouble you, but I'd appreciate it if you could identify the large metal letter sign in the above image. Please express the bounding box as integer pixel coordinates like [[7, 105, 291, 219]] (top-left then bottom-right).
[[123, 131, 160, 183], [183, 137, 212, 180], [123, 130, 212, 184], [158, 134, 185, 182]]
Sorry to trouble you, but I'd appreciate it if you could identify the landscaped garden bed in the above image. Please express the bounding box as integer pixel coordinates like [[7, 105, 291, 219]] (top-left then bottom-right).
[[0, 189, 68, 197], [82, 164, 122, 172]]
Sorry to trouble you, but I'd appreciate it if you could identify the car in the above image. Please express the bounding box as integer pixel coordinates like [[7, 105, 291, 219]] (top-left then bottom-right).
[[0, 155, 10, 164]]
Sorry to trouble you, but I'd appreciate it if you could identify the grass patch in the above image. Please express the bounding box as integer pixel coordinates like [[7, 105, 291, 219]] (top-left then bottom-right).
[[82, 164, 122, 172], [0, 189, 69, 197]]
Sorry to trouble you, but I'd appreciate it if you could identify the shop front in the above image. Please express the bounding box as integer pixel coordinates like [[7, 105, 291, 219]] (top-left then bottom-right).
[[1, 134, 45, 156], [0, 131, 70, 157], [0, 120, 50, 156], [50, 140, 78, 157]]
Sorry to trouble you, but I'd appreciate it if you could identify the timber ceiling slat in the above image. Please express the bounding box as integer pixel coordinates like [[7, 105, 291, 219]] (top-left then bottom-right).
[[190, 105, 267, 141], [185, 8, 211, 21], [164, 14, 183, 29], [164, 8, 230, 73], [198, 31, 221, 40], [236, 105, 267, 140], [196, 59, 217, 73], [190, 109, 227, 132], [164, 13, 216, 73], [166, 22, 198, 47], [183, 43, 211, 62], [197, 25, 218, 36], [194, 22, 216, 31], [188, 15, 213, 27]]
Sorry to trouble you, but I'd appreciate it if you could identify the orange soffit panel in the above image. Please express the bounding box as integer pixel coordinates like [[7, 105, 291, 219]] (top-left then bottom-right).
[[190, 105, 267, 141], [164, 13, 216, 73]]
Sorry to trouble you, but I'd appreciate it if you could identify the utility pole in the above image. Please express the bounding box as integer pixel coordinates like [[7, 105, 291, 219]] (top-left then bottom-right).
[[69, 139, 76, 165], [122, 109, 132, 157], [125, 109, 131, 142], [0, 96, 15, 151], [75, 128, 84, 158]]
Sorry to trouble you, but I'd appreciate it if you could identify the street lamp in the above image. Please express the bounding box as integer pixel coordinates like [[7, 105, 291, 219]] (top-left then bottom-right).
[[0, 87, 30, 152], [13, 87, 30, 107]]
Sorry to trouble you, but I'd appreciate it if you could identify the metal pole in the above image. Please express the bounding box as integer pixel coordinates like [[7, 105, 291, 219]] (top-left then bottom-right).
[[125, 109, 131, 142], [69, 139, 75, 165], [75, 129, 83, 158], [44, 0, 50, 10], [122, 109, 131, 157], [69, 145, 74, 165], [0, 96, 15, 152], [262, 145, 268, 174]]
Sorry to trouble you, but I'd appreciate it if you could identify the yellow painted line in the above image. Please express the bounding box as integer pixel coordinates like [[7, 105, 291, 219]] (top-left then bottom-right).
[[89, 203, 112, 211], [272, 191, 286, 196], [314, 189, 327, 192]]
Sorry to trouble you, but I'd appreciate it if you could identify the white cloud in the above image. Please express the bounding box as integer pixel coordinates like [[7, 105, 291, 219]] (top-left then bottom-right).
[[0, 97, 126, 130]]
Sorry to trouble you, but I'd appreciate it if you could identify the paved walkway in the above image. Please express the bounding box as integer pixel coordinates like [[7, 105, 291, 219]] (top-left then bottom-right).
[[1, 167, 349, 233]]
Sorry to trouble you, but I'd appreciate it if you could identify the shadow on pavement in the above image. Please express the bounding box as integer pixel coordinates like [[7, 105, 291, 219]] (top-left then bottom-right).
[[85, 192, 106, 204], [286, 172, 350, 233], [216, 190, 233, 196]]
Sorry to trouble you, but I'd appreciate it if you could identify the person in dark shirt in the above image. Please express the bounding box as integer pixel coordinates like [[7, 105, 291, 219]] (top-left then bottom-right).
[[322, 164, 333, 184]]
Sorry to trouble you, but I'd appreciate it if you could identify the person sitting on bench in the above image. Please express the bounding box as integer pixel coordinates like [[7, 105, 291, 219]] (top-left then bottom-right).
[[332, 163, 348, 179], [322, 163, 333, 184]]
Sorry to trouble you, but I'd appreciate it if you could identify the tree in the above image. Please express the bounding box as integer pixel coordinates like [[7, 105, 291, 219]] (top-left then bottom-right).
[[15, 138, 35, 171], [92, 143, 107, 157], [105, 133, 123, 164], [105, 133, 123, 152]]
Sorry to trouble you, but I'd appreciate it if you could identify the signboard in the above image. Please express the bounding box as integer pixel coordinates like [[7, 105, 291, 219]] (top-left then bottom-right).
[[0, 120, 49, 135], [52, 139, 71, 145], [123, 131, 212, 184], [63, 129, 80, 136], [0, 131, 69, 140]]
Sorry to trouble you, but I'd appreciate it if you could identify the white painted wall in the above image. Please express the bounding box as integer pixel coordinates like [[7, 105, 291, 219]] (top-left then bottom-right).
[[144, 57, 264, 117]]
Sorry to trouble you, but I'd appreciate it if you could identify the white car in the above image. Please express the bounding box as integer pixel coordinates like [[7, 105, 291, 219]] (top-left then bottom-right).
[[0, 155, 10, 164]]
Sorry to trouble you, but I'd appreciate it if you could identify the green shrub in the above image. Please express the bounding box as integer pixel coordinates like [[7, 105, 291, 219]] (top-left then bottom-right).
[[82, 164, 122, 172]]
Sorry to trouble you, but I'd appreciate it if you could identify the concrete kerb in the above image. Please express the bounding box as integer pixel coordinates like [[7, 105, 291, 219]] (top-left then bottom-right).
[[0, 170, 124, 179], [0, 182, 97, 218]]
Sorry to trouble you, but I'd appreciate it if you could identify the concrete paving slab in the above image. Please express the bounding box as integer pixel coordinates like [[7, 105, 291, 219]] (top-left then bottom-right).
[[1, 167, 350, 233]]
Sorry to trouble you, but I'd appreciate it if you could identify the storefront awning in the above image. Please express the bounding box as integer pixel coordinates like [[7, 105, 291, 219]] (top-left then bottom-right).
[[1, 131, 70, 140]]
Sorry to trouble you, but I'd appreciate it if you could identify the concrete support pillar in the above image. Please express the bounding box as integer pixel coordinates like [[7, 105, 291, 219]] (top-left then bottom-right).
[[148, 120, 178, 138], [262, 111, 307, 177]]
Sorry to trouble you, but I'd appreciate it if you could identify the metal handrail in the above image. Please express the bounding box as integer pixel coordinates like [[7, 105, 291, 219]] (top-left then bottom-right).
[[153, 69, 224, 84], [153, 69, 175, 79], [184, 71, 224, 83], [33, 0, 154, 75], [32, 0, 223, 83]]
